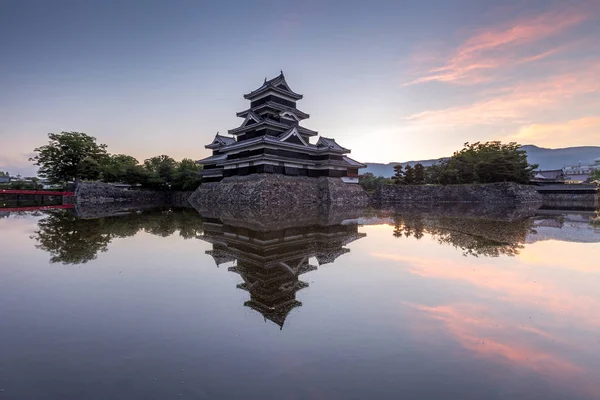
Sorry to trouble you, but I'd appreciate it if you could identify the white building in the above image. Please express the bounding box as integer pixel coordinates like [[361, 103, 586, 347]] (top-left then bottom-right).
[[563, 158, 600, 183]]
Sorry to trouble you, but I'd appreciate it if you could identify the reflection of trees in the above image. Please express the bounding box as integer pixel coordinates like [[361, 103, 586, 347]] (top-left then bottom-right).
[[591, 213, 600, 228], [32, 208, 204, 264], [392, 214, 535, 257], [34, 212, 112, 264]]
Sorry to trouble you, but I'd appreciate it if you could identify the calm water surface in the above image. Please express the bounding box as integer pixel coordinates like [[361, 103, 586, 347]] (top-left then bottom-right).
[[1, 207, 599, 399]]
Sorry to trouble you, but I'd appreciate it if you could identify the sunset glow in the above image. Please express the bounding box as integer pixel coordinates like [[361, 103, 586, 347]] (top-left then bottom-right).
[[1, 0, 599, 176]]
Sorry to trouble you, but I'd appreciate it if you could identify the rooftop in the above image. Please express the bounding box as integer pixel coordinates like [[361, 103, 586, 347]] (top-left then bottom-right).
[[243, 72, 303, 100]]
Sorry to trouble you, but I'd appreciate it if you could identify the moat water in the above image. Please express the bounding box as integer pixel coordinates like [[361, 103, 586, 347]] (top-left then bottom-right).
[[1, 206, 599, 399]]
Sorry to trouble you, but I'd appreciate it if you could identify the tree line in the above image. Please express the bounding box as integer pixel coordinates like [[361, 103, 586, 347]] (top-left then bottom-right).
[[360, 141, 538, 190], [29, 131, 202, 190]]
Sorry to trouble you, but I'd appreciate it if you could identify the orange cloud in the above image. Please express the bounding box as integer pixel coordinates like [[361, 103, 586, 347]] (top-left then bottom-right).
[[406, 61, 600, 129], [405, 7, 589, 85], [509, 117, 600, 147]]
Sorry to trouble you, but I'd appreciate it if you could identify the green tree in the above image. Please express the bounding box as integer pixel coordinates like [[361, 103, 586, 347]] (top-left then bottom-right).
[[358, 173, 393, 192], [122, 164, 149, 186], [425, 142, 537, 185], [172, 158, 202, 191], [78, 157, 102, 180], [0, 171, 8, 177], [30, 132, 108, 184], [142, 155, 177, 189], [393, 164, 405, 184], [590, 169, 600, 182], [404, 164, 415, 184], [414, 163, 425, 184], [100, 154, 140, 183]]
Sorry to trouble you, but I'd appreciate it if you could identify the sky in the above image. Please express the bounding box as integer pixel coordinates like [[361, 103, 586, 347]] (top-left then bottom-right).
[[1, 0, 599, 176]]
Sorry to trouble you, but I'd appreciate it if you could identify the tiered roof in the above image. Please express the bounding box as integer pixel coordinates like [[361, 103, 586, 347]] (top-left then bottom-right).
[[227, 117, 318, 136], [205, 133, 236, 149], [197, 72, 367, 177], [236, 101, 310, 120], [243, 71, 303, 100]]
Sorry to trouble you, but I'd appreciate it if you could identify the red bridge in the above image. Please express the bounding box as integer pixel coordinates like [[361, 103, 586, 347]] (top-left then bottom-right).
[[0, 189, 75, 196]]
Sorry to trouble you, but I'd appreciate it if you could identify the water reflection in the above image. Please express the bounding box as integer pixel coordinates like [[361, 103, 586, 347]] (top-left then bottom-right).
[[1, 204, 600, 399], [200, 218, 365, 328], [390, 214, 535, 257], [31, 208, 205, 264]]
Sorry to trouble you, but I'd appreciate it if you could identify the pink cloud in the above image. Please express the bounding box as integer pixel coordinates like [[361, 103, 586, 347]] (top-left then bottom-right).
[[406, 61, 600, 129], [404, 6, 591, 85]]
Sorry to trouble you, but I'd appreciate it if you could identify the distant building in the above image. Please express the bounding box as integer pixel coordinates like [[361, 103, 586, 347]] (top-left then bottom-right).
[[0, 176, 9, 184], [197, 72, 365, 183], [563, 158, 600, 183], [531, 169, 565, 184]]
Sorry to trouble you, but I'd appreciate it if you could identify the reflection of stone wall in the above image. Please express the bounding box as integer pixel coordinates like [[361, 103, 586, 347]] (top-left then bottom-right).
[[372, 202, 540, 221], [374, 182, 542, 206], [75, 182, 193, 208], [189, 174, 369, 212], [195, 202, 366, 232], [540, 192, 599, 210]]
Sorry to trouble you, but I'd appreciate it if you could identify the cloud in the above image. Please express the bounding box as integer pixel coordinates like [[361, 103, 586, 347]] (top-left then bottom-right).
[[508, 117, 600, 147], [405, 61, 600, 130], [404, 6, 590, 85]]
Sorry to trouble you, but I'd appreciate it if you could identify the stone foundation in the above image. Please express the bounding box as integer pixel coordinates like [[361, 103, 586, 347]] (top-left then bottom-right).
[[373, 182, 542, 206], [189, 174, 370, 214], [75, 182, 193, 208]]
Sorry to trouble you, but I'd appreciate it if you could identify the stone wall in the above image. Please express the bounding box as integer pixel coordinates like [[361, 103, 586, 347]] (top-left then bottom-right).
[[75, 182, 193, 208], [189, 174, 370, 215], [373, 182, 543, 206]]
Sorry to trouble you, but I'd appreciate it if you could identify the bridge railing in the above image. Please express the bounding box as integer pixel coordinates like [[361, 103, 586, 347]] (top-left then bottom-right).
[[0, 189, 75, 196]]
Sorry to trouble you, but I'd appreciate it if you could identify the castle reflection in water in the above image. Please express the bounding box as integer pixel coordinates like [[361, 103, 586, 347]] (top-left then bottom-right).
[[199, 217, 365, 328]]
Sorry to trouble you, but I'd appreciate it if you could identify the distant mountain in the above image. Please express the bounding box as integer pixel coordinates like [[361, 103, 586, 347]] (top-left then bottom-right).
[[363, 145, 600, 178]]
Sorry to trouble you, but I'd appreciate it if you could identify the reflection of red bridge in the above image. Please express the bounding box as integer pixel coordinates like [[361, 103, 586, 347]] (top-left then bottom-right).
[[0, 189, 75, 196], [0, 204, 75, 212]]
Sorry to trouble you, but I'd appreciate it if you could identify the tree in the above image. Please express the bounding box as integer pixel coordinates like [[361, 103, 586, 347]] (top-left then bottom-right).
[[424, 142, 537, 185], [404, 164, 415, 184], [358, 173, 392, 191], [78, 157, 102, 180], [30, 132, 108, 184], [414, 163, 425, 184], [122, 164, 148, 186], [0, 171, 8, 177], [393, 164, 405, 184], [141, 155, 177, 189], [100, 154, 140, 183], [590, 169, 600, 183], [172, 158, 202, 191]]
